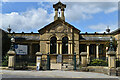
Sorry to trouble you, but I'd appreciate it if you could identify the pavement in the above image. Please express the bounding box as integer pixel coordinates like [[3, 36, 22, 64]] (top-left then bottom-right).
[[0, 70, 120, 79]]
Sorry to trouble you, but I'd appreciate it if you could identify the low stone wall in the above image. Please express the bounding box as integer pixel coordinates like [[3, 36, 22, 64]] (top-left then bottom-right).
[[78, 66, 109, 75], [116, 67, 120, 76], [87, 66, 109, 74]]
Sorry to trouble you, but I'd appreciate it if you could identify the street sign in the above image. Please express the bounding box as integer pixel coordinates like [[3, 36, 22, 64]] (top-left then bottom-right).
[[15, 45, 28, 55], [57, 55, 62, 63]]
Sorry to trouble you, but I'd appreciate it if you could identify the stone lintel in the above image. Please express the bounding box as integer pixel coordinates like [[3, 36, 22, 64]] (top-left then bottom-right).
[[57, 41, 62, 44], [96, 43, 100, 46], [80, 52, 87, 56], [36, 52, 42, 56], [46, 41, 50, 44], [107, 51, 116, 56], [86, 43, 90, 46], [7, 50, 16, 55]]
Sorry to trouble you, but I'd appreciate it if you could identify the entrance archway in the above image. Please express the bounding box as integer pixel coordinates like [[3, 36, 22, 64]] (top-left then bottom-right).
[[50, 37, 57, 54], [62, 37, 68, 54]]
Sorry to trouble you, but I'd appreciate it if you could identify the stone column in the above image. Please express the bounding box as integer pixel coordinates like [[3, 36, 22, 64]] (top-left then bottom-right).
[[7, 50, 16, 68], [54, 9, 58, 21], [61, 8, 65, 20], [86, 44, 90, 63], [57, 42, 59, 54], [68, 43, 71, 54], [107, 51, 116, 76], [96, 43, 100, 59], [36, 52, 42, 70], [60, 42, 62, 54], [106, 47, 108, 57], [80, 52, 87, 67], [71, 43, 73, 54]]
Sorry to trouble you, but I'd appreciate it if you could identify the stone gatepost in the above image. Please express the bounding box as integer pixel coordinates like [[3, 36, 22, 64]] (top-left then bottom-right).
[[80, 52, 87, 67], [36, 52, 42, 70], [107, 51, 116, 76], [7, 50, 16, 68]]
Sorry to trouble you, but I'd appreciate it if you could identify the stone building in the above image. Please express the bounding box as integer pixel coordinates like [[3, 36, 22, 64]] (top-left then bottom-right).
[[7, 2, 120, 69]]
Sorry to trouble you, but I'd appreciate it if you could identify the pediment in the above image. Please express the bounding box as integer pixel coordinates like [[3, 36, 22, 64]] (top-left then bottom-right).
[[47, 22, 71, 33], [38, 19, 80, 34]]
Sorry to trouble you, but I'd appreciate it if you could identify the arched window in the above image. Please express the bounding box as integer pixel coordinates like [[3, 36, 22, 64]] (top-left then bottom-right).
[[50, 37, 57, 54], [62, 37, 68, 54]]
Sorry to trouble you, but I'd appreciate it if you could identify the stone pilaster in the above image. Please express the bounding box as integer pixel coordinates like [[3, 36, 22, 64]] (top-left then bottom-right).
[[107, 51, 116, 76], [7, 50, 16, 68], [46, 41, 50, 54], [36, 52, 42, 70], [80, 52, 87, 67]]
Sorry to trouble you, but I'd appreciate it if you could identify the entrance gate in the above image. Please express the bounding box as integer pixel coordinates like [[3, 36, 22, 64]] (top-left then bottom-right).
[[44, 54, 76, 70], [15, 55, 36, 70]]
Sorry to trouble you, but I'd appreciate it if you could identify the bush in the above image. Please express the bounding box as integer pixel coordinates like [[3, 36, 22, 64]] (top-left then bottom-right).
[[89, 59, 108, 66], [2, 55, 8, 66]]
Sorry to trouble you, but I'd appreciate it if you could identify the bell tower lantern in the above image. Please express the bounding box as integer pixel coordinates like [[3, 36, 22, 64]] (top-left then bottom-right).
[[53, 1, 66, 21]]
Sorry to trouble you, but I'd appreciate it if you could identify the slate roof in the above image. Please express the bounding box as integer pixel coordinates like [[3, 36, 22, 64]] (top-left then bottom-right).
[[111, 28, 120, 35], [14, 36, 40, 41], [81, 37, 111, 41]]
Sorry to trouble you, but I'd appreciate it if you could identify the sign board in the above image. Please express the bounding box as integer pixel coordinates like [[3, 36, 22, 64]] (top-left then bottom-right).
[[15, 45, 28, 55], [57, 55, 62, 63]]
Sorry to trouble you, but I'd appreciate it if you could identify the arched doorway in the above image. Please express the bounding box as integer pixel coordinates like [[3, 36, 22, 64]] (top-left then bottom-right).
[[50, 37, 57, 54], [62, 37, 68, 54]]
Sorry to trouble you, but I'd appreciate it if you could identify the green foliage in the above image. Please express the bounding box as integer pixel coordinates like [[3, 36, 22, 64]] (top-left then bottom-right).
[[2, 55, 8, 66], [89, 59, 108, 66]]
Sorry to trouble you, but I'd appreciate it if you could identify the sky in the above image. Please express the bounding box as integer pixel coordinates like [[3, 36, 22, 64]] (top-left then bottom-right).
[[0, 1, 119, 33]]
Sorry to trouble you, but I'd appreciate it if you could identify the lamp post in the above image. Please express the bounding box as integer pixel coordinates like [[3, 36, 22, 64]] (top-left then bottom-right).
[[107, 36, 116, 76], [7, 36, 16, 68], [109, 36, 114, 51], [10, 37, 15, 51]]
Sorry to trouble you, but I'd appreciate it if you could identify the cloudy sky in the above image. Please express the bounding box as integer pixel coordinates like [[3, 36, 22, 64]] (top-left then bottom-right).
[[0, 1, 119, 33]]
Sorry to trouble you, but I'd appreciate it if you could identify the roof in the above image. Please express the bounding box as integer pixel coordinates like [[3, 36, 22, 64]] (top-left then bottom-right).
[[14, 36, 40, 41], [80, 36, 111, 41], [53, 1, 66, 9], [38, 18, 80, 34], [111, 28, 120, 35]]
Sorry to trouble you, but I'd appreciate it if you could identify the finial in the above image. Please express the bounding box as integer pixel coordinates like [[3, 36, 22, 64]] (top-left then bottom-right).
[[7, 25, 11, 33], [106, 25, 110, 33]]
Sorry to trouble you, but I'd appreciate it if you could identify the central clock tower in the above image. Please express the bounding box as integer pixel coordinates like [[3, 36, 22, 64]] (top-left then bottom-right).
[[53, 1, 66, 21]]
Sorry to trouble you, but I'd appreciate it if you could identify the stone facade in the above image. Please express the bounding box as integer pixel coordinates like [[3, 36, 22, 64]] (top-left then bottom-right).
[[5, 2, 120, 70]]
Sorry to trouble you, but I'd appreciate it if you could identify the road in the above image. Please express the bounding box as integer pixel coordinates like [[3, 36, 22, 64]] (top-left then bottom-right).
[[0, 70, 120, 80]]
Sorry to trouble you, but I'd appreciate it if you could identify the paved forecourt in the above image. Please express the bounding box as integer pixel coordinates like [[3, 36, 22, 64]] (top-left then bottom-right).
[[1, 70, 119, 79]]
